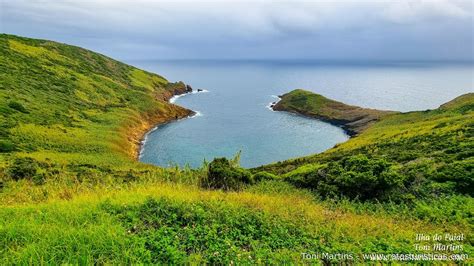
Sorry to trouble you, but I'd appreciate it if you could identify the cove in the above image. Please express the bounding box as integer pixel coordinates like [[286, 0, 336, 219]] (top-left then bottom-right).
[[133, 60, 474, 168]]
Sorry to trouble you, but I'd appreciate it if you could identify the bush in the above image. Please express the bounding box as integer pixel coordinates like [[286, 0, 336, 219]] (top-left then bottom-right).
[[0, 127, 10, 138], [8, 101, 28, 113], [201, 157, 252, 191], [286, 155, 405, 201], [0, 140, 15, 152], [8, 157, 39, 181], [32, 172, 46, 185], [253, 171, 278, 182], [433, 162, 473, 196]]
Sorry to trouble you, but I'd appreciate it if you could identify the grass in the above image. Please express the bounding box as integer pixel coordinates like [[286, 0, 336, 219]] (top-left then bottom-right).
[[2, 180, 469, 264], [258, 91, 473, 252], [260, 91, 473, 198], [0, 34, 472, 263], [0, 34, 191, 166]]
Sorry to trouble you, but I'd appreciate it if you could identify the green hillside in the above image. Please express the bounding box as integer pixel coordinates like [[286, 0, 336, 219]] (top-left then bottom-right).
[[259, 89, 473, 227], [261, 89, 473, 202], [0, 34, 472, 264], [0, 34, 192, 166]]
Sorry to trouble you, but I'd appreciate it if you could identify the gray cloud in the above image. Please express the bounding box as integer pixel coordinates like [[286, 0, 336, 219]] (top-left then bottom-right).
[[1, 0, 473, 60]]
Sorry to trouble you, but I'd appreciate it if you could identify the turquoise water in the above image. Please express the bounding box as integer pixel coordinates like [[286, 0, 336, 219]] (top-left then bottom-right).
[[130, 60, 473, 168]]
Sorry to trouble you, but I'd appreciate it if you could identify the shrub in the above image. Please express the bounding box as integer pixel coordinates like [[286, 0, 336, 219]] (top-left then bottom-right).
[[7, 157, 39, 181], [0, 127, 10, 138], [201, 157, 252, 191], [0, 140, 15, 152], [253, 171, 278, 182], [327, 155, 404, 200], [8, 101, 28, 113], [32, 172, 46, 185], [433, 162, 473, 196], [286, 155, 405, 201]]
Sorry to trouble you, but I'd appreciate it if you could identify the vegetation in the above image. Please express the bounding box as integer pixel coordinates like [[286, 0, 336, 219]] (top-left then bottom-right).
[[0, 33, 192, 166], [273, 89, 395, 135], [262, 91, 473, 204], [0, 34, 472, 263], [200, 155, 253, 191], [259, 90, 473, 246], [285, 154, 405, 201], [6, 157, 39, 181]]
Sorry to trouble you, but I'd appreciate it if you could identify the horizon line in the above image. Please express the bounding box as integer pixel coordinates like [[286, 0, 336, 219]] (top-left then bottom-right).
[[124, 58, 474, 64]]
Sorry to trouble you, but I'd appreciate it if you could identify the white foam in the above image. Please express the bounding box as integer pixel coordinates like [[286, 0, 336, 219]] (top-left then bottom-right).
[[266, 103, 274, 111], [169, 89, 209, 103], [191, 111, 203, 118], [192, 89, 209, 94], [266, 95, 281, 111], [138, 125, 160, 159], [169, 94, 184, 103]]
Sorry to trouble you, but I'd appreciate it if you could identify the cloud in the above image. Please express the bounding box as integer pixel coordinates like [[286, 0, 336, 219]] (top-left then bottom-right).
[[382, 0, 471, 24], [1, 0, 473, 60]]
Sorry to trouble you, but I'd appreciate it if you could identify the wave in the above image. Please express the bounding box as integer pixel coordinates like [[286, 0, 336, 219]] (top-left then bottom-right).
[[266, 95, 281, 111], [169, 89, 209, 104], [191, 111, 203, 118], [138, 125, 159, 159], [192, 89, 209, 94], [169, 94, 185, 103]]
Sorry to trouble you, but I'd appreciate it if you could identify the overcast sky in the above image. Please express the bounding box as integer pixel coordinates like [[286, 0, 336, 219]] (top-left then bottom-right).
[[1, 0, 473, 60]]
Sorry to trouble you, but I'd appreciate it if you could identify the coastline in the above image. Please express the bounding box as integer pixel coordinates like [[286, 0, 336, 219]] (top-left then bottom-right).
[[268, 94, 359, 136], [137, 109, 198, 160], [271, 89, 397, 136], [170, 89, 209, 104], [128, 103, 194, 161], [266, 95, 282, 111], [133, 88, 207, 161]]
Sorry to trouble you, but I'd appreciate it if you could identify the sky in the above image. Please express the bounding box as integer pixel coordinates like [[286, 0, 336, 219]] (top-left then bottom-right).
[[1, 0, 473, 61]]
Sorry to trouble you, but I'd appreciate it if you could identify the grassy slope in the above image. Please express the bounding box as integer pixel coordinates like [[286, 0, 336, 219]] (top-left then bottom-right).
[[273, 89, 395, 135], [259, 90, 473, 225], [261, 91, 473, 178], [3, 181, 468, 264], [0, 34, 192, 167], [0, 35, 472, 263]]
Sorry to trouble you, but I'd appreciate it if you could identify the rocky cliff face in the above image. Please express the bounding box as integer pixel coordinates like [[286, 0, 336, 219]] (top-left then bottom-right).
[[157, 81, 193, 102]]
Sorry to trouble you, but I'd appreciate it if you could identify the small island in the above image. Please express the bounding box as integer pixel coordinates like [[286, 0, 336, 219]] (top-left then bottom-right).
[[273, 89, 397, 136]]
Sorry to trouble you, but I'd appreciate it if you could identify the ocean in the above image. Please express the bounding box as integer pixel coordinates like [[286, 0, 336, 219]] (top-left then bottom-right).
[[129, 60, 473, 168]]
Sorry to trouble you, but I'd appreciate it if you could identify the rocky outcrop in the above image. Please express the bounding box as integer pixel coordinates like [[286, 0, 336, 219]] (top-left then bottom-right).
[[158, 81, 193, 102], [186, 84, 193, 92]]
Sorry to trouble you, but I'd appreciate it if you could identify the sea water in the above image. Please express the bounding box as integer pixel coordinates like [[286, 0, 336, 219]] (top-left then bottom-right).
[[130, 60, 473, 168]]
